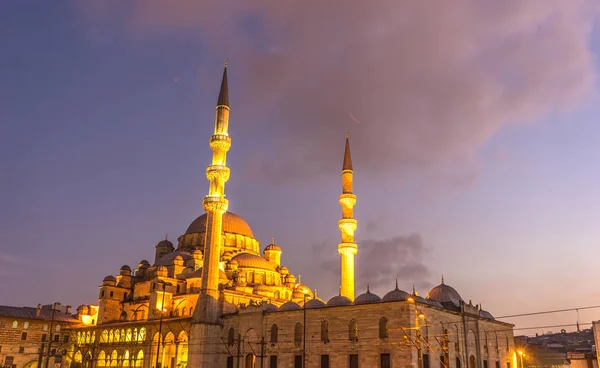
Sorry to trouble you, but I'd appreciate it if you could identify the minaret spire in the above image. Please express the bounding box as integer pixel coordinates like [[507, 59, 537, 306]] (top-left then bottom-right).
[[338, 132, 358, 301], [217, 59, 229, 107], [193, 63, 233, 325]]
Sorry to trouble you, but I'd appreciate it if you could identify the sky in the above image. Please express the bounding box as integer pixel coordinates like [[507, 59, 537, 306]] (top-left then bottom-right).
[[1, 1, 600, 334]]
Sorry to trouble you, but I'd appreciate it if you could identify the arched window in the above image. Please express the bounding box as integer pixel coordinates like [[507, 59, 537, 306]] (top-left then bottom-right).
[[227, 328, 235, 346], [189, 307, 194, 316], [120, 329, 125, 342], [379, 317, 389, 338], [321, 320, 329, 343], [138, 328, 146, 342], [101, 330, 109, 343], [11, 321, 18, 328], [56, 325, 61, 332], [77, 332, 82, 344], [120, 311, 128, 321], [182, 307, 187, 316], [43, 324, 48, 332], [270, 324, 278, 344], [23, 322, 29, 329], [294, 323, 303, 347], [126, 329, 132, 342], [133, 328, 138, 342], [349, 319, 358, 341]]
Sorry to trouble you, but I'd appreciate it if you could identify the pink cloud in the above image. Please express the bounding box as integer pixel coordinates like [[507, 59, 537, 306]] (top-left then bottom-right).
[[75, 0, 598, 184]]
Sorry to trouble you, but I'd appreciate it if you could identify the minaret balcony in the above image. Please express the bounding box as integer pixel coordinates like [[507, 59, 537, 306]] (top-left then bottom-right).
[[338, 218, 358, 233], [203, 196, 229, 212], [338, 243, 358, 255], [339, 193, 356, 207], [206, 165, 231, 182], [210, 134, 232, 151]]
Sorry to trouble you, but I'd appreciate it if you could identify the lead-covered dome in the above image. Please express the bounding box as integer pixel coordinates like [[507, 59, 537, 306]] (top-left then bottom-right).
[[354, 286, 381, 305], [232, 253, 277, 271], [327, 295, 352, 307], [428, 279, 463, 308], [186, 212, 254, 238], [382, 283, 411, 302]]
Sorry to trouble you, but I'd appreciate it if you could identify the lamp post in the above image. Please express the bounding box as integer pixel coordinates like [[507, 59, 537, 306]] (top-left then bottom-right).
[[155, 281, 172, 368], [517, 350, 525, 368], [44, 303, 59, 368], [408, 294, 425, 368]]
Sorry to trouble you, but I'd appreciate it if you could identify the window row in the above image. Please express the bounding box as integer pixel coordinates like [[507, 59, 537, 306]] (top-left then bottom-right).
[[95, 328, 147, 344], [226, 353, 391, 368], [4, 320, 60, 331], [19, 332, 66, 343]]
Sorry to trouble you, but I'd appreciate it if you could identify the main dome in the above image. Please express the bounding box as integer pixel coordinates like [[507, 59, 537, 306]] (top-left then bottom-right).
[[185, 212, 254, 238]]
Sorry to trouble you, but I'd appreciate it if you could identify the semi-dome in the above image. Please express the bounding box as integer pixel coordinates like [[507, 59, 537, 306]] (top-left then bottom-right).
[[304, 298, 326, 309], [185, 212, 254, 238], [428, 279, 464, 306], [279, 301, 301, 311], [354, 287, 381, 305], [231, 253, 277, 271], [155, 250, 192, 266], [327, 295, 352, 307], [382, 283, 411, 302]]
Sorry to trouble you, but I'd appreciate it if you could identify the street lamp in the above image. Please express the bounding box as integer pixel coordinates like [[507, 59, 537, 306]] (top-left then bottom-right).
[[155, 281, 172, 368], [302, 291, 311, 368], [408, 293, 425, 368], [43, 303, 60, 368], [517, 350, 526, 368]]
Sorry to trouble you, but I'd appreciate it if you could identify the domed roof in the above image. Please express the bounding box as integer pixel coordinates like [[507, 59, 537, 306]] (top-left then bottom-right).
[[428, 279, 463, 306], [293, 284, 314, 299], [279, 301, 301, 311], [186, 212, 254, 238], [139, 260, 150, 268], [120, 265, 131, 271], [156, 239, 174, 248], [354, 286, 381, 305], [382, 282, 411, 302], [327, 295, 352, 307], [265, 243, 281, 252], [263, 303, 279, 312], [103, 275, 116, 282], [480, 310, 494, 320], [232, 253, 277, 271], [304, 298, 326, 309]]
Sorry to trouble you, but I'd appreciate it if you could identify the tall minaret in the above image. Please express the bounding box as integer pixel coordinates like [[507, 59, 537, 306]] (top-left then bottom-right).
[[338, 132, 358, 301], [194, 61, 231, 324]]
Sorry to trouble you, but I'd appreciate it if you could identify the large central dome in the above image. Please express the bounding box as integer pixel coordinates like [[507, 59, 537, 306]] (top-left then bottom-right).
[[178, 211, 259, 254], [185, 212, 254, 238]]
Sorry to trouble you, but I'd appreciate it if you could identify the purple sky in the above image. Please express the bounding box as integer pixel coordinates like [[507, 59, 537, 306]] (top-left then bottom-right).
[[1, 1, 600, 334]]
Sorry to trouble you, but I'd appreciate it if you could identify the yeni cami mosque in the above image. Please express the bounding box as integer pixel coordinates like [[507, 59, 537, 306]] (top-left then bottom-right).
[[71, 63, 516, 368]]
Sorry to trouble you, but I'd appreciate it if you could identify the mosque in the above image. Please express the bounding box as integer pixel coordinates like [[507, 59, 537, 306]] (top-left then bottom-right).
[[71, 64, 516, 368]]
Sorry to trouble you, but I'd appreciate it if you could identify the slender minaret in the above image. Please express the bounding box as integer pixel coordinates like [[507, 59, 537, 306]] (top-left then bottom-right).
[[338, 132, 358, 301], [194, 61, 231, 324]]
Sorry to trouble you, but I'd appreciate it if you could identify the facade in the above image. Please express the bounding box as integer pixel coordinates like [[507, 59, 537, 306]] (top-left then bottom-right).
[[71, 64, 516, 368], [0, 303, 79, 368]]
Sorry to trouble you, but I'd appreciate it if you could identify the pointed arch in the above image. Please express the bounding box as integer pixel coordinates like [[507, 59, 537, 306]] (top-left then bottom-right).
[[349, 319, 359, 341], [97, 351, 106, 367], [270, 324, 278, 344], [321, 320, 329, 343], [294, 322, 303, 346], [379, 317, 389, 338]]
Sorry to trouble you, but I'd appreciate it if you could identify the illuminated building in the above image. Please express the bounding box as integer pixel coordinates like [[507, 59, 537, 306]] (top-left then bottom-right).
[[0, 303, 78, 368], [71, 64, 516, 368]]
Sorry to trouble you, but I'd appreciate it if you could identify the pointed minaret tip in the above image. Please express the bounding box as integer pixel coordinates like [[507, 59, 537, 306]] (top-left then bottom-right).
[[217, 60, 229, 107], [441, 275, 444, 284], [343, 132, 353, 171], [395, 279, 399, 290]]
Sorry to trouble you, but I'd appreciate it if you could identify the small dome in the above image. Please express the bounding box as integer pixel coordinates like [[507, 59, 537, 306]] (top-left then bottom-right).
[[156, 239, 174, 248], [428, 279, 463, 306], [155, 250, 192, 266], [327, 295, 352, 307], [232, 253, 277, 271], [279, 301, 301, 311], [265, 243, 281, 252], [304, 298, 326, 309], [120, 265, 131, 271], [382, 283, 411, 302], [139, 260, 150, 268], [263, 303, 279, 312], [103, 275, 116, 282], [354, 287, 382, 305], [293, 284, 314, 299], [192, 249, 202, 259], [280, 266, 289, 275], [480, 310, 494, 320], [173, 255, 184, 266]]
